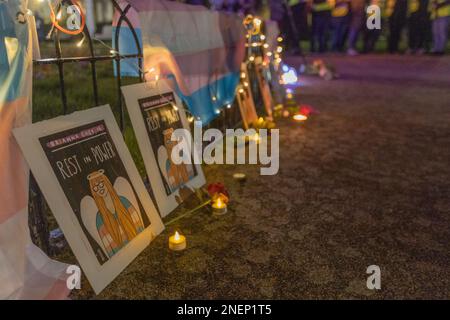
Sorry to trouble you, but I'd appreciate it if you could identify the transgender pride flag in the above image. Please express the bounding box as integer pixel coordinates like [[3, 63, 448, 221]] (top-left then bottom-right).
[[113, 0, 246, 124], [0, 1, 69, 299]]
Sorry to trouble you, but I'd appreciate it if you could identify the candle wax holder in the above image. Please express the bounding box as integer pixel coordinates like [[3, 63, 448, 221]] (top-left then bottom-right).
[[169, 231, 186, 251], [233, 173, 247, 182], [212, 199, 228, 216]]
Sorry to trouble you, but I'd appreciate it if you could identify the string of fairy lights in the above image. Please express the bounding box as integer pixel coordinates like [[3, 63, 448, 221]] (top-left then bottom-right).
[[240, 15, 287, 124], [37, 1, 293, 126], [39, 0, 201, 123]]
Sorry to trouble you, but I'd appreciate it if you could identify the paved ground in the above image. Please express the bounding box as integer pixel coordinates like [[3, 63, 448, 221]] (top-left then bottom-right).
[[71, 54, 450, 299]]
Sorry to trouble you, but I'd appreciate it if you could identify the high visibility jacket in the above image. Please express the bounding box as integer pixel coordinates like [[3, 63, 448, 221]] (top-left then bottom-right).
[[312, 0, 333, 12], [430, 0, 450, 19], [369, 0, 384, 6], [367, 0, 385, 17], [288, 0, 301, 6], [408, 0, 420, 14], [330, 0, 350, 17], [384, 0, 396, 17]]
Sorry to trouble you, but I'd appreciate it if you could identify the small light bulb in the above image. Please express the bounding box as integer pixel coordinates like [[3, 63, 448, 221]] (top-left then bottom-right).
[[76, 38, 85, 47], [226, 104, 232, 109], [172, 104, 178, 111], [260, 35, 266, 41], [249, 56, 255, 62]]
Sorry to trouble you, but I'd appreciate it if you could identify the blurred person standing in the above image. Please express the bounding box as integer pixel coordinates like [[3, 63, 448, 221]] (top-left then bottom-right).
[[311, 0, 333, 52], [185, 0, 209, 5], [277, 0, 309, 54], [269, 0, 295, 52], [330, 0, 351, 52], [387, 0, 407, 53], [407, 0, 431, 54], [347, 0, 366, 55], [239, 0, 259, 15], [363, 0, 384, 53], [430, 0, 450, 54], [269, 0, 288, 33], [210, 0, 241, 12]]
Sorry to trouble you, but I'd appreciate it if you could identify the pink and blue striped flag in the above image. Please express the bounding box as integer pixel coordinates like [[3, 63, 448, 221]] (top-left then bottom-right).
[[113, 0, 246, 124], [0, 0, 70, 299]]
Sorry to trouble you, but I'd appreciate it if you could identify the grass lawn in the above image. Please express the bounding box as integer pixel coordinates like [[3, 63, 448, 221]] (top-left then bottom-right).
[[33, 41, 147, 177]]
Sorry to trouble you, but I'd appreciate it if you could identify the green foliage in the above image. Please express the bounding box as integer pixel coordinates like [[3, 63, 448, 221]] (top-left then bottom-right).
[[33, 41, 146, 177]]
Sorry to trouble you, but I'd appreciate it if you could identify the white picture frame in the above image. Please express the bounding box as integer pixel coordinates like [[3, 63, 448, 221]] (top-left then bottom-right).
[[255, 58, 274, 119], [13, 105, 165, 294], [121, 81, 206, 218]]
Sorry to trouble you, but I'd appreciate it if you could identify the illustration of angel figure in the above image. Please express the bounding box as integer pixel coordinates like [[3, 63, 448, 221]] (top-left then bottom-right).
[[157, 128, 194, 192], [81, 170, 145, 258]]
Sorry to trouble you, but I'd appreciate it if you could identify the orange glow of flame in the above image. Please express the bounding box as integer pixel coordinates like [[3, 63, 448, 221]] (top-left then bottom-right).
[[215, 197, 226, 208]]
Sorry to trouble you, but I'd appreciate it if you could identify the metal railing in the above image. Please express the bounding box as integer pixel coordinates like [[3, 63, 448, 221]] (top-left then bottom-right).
[[29, 0, 242, 254]]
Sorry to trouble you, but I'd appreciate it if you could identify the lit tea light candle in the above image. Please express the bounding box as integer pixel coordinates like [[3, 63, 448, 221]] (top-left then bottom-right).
[[245, 132, 262, 145], [169, 231, 186, 251], [293, 114, 308, 122], [233, 173, 246, 182], [251, 132, 261, 144], [212, 197, 228, 216]]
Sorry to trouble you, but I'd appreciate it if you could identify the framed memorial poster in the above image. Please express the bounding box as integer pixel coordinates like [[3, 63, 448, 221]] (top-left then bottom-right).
[[268, 63, 285, 107], [13, 105, 165, 294], [255, 57, 273, 119], [236, 83, 258, 130], [122, 81, 205, 218]]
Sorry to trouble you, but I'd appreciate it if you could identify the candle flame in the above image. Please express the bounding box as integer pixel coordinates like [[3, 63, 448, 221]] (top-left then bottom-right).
[[293, 114, 308, 122], [216, 197, 224, 208], [251, 133, 261, 144], [174, 231, 180, 241]]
